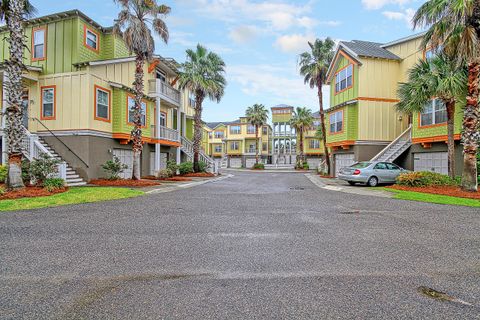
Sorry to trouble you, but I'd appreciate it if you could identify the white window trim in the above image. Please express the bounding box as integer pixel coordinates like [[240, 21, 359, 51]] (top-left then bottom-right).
[[329, 110, 343, 133], [420, 99, 447, 127], [86, 29, 98, 50], [95, 88, 110, 120], [128, 96, 147, 126], [33, 28, 45, 60]]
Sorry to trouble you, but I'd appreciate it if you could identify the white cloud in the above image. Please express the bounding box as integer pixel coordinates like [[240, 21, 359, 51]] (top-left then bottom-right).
[[382, 8, 415, 27], [227, 63, 330, 108], [362, 0, 412, 10], [274, 33, 315, 53], [229, 25, 259, 44]]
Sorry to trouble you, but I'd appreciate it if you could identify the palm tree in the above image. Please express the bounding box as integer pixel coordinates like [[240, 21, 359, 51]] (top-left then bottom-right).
[[413, 0, 480, 191], [1, 0, 36, 189], [299, 38, 335, 174], [397, 54, 467, 178], [113, 0, 170, 180], [245, 104, 268, 165], [290, 107, 314, 168], [178, 44, 226, 172]]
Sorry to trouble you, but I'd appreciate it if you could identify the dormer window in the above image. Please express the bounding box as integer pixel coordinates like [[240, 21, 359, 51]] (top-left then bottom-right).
[[156, 70, 166, 82], [335, 65, 353, 94], [84, 26, 99, 52]]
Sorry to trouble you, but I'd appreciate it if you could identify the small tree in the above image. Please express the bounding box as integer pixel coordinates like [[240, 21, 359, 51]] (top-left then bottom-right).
[[245, 104, 269, 164], [102, 156, 128, 180]]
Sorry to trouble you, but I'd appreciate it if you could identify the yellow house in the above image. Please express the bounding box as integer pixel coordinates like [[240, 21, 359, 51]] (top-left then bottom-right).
[[0, 10, 210, 183], [204, 117, 272, 168], [324, 32, 461, 176]]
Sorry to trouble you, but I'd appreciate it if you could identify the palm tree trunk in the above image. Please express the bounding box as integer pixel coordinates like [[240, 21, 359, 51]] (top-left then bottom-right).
[[193, 91, 204, 172], [299, 129, 304, 168], [255, 125, 259, 165], [5, 0, 26, 189], [317, 80, 330, 174], [461, 60, 479, 192], [445, 100, 455, 179], [131, 54, 145, 180]]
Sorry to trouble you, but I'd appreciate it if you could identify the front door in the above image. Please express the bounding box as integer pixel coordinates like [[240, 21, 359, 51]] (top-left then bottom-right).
[[22, 91, 29, 129]]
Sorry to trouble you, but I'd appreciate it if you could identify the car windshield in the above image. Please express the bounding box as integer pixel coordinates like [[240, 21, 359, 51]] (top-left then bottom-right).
[[350, 162, 371, 169]]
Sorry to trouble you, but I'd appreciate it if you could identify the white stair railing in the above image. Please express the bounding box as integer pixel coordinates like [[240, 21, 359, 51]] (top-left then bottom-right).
[[180, 136, 218, 174], [20, 127, 67, 180], [371, 125, 412, 162]]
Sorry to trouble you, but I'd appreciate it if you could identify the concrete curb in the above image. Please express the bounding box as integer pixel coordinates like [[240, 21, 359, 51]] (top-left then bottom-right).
[[305, 173, 394, 198], [221, 168, 312, 174], [145, 174, 234, 194]]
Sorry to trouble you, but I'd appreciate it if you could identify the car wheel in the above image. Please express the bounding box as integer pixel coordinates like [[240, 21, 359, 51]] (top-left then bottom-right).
[[367, 176, 378, 187], [347, 181, 356, 186]]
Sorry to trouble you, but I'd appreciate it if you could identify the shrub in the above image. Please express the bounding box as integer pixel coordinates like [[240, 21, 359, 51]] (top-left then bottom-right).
[[396, 171, 458, 187], [198, 161, 208, 173], [166, 160, 178, 174], [43, 178, 65, 192], [0, 165, 7, 183], [252, 163, 265, 170], [102, 156, 128, 180], [303, 163, 310, 170], [178, 162, 194, 175], [29, 154, 60, 185], [157, 168, 174, 179], [21, 160, 30, 184]]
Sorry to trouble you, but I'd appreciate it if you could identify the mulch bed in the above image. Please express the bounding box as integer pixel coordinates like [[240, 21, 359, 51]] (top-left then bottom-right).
[[182, 172, 215, 178], [90, 179, 160, 187], [318, 175, 335, 179], [0, 186, 68, 200], [387, 185, 480, 200]]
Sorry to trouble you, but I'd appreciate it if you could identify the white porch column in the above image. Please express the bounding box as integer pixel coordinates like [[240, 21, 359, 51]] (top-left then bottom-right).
[[176, 106, 181, 165], [155, 97, 161, 173]]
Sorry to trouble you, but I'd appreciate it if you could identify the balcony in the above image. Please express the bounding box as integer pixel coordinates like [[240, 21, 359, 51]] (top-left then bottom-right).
[[273, 132, 296, 137], [148, 79, 180, 106], [151, 125, 180, 143]]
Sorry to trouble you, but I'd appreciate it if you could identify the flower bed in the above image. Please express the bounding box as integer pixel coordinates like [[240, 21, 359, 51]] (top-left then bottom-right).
[[182, 172, 215, 178], [318, 174, 335, 179], [0, 186, 68, 200], [159, 177, 193, 182], [387, 185, 480, 200], [89, 179, 160, 187]]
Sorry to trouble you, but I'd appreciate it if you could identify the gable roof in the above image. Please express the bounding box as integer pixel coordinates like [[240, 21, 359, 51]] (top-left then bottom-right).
[[205, 120, 239, 129]]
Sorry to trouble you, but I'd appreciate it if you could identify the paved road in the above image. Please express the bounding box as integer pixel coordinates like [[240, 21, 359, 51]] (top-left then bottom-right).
[[1, 171, 479, 319]]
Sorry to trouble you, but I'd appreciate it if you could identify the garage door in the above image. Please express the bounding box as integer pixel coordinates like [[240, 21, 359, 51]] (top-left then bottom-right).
[[229, 157, 242, 168], [306, 157, 321, 170], [149, 152, 168, 175], [414, 152, 448, 175], [245, 158, 256, 168], [113, 149, 133, 179], [334, 153, 355, 177]]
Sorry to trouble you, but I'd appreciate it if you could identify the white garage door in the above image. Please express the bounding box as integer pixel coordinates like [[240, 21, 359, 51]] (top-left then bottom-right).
[[149, 152, 168, 175], [113, 149, 133, 179], [229, 157, 242, 168], [335, 153, 355, 177], [306, 157, 321, 170], [245, 158, 257, 168], [414, 152, 448, 175]]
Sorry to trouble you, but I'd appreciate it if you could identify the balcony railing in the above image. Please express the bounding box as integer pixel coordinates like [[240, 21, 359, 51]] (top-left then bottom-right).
[[148, 79, 180, 105], [151, 125, 180, 142], [273, 132, 295, 137]]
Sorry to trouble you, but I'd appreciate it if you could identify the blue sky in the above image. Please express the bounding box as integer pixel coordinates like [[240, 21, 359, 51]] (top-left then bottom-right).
[[35, 0, 425, 122]]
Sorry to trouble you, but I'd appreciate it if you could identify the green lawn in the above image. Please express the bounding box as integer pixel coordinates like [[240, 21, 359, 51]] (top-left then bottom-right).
[[0, 187, 144, 212], [384, 188, 480, 208]]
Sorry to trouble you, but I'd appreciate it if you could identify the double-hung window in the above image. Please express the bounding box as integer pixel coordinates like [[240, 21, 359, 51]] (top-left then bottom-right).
[[420, 99, 447, 126], [215, 145, 222, 153], [85, 26, 99, 51], [262, 126, 268, 135], [230, 126, 241, 134], [128, 96, 147, 126], [160, 112, 166, 127], [329, 110, 343, 133], [231, 141, 239, 151], [95, 86, 110, 121], [214, 131, 224, 139], [32, 27, 46, 60], [335, 65, 353, 93], [41, 86, 55, 119], [309, 139, 320, 149], [247, 125, 255, 134]]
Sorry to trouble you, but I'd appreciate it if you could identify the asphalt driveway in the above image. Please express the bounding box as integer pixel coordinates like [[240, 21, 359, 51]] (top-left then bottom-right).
[[0, 171, 479, 319]]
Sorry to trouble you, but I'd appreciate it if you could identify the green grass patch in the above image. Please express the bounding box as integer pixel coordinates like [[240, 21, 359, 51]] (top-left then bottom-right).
[[0, 187, 144, 212], [383, 188, 480, 208]]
